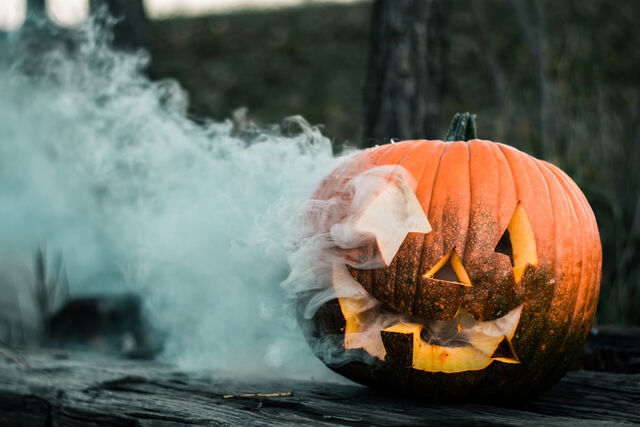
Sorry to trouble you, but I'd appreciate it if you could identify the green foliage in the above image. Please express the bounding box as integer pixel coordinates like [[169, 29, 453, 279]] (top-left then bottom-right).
[[148, 0, 640, 324], [148, 2, 370, 150]]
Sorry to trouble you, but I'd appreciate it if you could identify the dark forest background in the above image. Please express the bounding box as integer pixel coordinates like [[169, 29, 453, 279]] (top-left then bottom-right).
[[148, 0, 640, 325], [3, 0, 640, 326]]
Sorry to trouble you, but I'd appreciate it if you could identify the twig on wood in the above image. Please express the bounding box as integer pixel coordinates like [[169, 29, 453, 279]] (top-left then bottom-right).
[[0, 348, 28, 368], [222, 391, 293, 399], [0, 338, 30, 368]]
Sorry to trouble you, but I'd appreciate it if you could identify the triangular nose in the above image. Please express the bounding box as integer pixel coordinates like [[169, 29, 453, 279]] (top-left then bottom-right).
[[423, 248, 471, 286], [433, 259, 459, 283]]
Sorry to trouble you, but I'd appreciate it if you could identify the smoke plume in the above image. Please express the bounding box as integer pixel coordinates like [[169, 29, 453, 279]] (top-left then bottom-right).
[[0, 18, 349, 379]]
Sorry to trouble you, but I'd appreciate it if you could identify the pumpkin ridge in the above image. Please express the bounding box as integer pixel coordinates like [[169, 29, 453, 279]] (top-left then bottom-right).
[[544, 162, 598, 375], [421, 142, 470, 319], [550, 162, 601, 327], [387, 142, 423, 311], [352, 144, 402, 294], [460, 141, 473, 272], [494, 145, 503, 252], [520, 159, 558, 374], [494, 144, 520, 237], [524, 158, 569, 388], [430, 142, 473, 284], [538, 161, 582, 380], [413, 142, 451, 318], [370, 142, 420, 304], [394, 142, 436, 312], [466, 140, 510, 271], [486, 142, 506, 252], [557, 178, 597, 382], [545, 164, 584, 329], [465, 141, 512, 320], [437, 141, 471, 261]]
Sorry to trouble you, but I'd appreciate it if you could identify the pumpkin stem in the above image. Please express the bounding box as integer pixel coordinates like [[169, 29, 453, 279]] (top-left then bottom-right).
[[444, 113, 477, 142]]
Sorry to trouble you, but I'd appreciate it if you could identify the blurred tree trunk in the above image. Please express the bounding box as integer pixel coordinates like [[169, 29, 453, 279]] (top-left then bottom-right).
[[510, 0, 555, 159], [471, 0, 516, 144], [362, 0, 450, 147], [89, 0, 150, 51]]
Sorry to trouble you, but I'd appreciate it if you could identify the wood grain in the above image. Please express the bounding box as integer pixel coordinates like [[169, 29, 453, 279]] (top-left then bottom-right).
[[0, 345, 638, 426]]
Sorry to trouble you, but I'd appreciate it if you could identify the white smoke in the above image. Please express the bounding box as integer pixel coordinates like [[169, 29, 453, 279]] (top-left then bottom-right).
[[282, 164, 433, 364], [283, 165, 425, 315], [0, 18, 350, 379]]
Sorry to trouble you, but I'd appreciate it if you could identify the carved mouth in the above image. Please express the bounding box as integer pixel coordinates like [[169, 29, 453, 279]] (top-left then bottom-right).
[[333, 264, 523, 373]]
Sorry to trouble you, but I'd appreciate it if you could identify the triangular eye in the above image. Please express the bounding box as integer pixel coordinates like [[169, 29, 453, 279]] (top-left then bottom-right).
[[495, 202, 538, 283], [423, 248, 471, 286], [433, 260, 460, 283], [494, 228, 514, 264]]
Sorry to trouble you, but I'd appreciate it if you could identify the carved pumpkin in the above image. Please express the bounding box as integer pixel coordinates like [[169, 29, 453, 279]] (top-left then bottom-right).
[[299, 114, 601, 402]]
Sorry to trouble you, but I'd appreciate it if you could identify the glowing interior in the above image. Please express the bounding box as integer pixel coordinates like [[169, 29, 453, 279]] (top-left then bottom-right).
[[332, 264, 387, 359], [504, 203, 538, 282], [337, 293, 523, 372], [334, 263, 523, 373], [381, 306, 522, 372], [423, 248, 471, 286], [339, 297, 385, 359]]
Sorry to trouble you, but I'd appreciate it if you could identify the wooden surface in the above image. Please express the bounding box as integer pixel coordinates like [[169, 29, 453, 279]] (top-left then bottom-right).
[[1, 345, 639, 426]]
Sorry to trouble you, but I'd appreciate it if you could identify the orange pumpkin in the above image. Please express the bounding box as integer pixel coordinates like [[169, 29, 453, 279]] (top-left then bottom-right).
[[299, 114, 601, 402]]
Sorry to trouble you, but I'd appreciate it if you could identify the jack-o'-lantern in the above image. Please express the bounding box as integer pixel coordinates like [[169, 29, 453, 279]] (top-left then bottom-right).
[[297, 114, 601, 402]]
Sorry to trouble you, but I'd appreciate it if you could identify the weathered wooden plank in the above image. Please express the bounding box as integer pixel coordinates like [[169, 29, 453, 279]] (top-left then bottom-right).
[[0, 348, 638, 426]]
